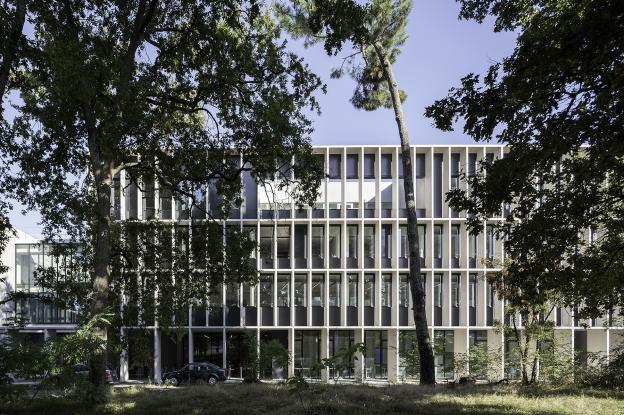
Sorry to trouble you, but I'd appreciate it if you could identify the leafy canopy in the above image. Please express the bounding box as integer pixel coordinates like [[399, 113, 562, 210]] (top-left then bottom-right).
[[2, 0, 324, 330], [425, 0, 624, 318], [276, 0, 410, 109]]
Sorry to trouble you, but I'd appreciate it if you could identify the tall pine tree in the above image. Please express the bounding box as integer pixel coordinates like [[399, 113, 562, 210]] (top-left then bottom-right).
[[277, 0, 435, 383]]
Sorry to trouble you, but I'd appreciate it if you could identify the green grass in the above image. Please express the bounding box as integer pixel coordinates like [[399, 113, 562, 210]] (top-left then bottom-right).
[[2, 383, 624, 415]]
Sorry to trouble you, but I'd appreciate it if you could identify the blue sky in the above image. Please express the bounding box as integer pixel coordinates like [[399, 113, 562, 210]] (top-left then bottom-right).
[[301, 0, 516, 145], [5, 0, 516, 237]]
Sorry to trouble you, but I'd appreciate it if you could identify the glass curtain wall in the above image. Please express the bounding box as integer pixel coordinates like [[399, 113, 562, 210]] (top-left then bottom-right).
[[294, 330, 321, 378], [347, 225, 358, 267], [364, 331, 387, 379]]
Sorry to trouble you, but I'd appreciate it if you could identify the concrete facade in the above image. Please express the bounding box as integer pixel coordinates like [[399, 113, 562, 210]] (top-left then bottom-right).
[[2, 145, 623, 383]]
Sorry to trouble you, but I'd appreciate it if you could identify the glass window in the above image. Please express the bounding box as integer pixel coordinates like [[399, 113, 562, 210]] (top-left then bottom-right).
[[29, 245, 42, 289], [434, 274, 443, 307], [176, 197, 190, 220], [294, 274, 307, 306], [277, 274, 290, 307], [434, 225, 443, 260], [143, 176, 155, 219], [451, 225, 460, 260], [418, 225, 426, 260], [364, 225, 375, 259], [124, 176, 138, 219], [399, 274, 409, 307], [276, 226, 290, 259], [434, 330, 455, 380], [381, 225, 392, 260], [295, 330, 321, 375], [16, 245, 30, 288], [346, 154, 358, 179], [329, 225, 341, 259], [159, 187, 172, 220], [364, 330, 387, 379], [467, 153, 477, 197], [415, 154, 426, 213], [451, 153, 460, 190], [226, 284, 239, 307], [348, 274, 358, 306], [487, 282, 494, 307], [329, 274, 341, 306], [451, 274, 460, 307], [312, 274, 324, 306], [347, 225, 358, 260], [209, 284, 222, 307], [381, 274, 392, 307], [294, 224, 307, 260], [469, 330, 488, 349], [191, 186, 207, 219], [364, 274, 375, 307], [312, 225, 324, 259], [415, 153, 426, 179], [469, 274, 477, 307], [469, 232, 478, 262], [364, 154, 375, 179], [243, 284, 255, 307], [315, 154, 325, 176], [243, 226, 256, 259], [260, 275, 273, 306], [399, 225, 409, 260], [260, 226, 273, 260], [486, 225, 494, 259], [468, 153, 477, 177], [329, 154, 341, 179], [381, 154, 392, 179]]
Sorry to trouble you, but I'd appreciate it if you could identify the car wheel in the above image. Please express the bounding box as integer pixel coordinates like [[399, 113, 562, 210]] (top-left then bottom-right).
[[167, 376, 180, 387], [207, 376, 218, 385]]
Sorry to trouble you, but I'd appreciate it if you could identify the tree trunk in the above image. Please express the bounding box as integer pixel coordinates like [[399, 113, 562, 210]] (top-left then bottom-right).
[[374, 43, 436, 384], [519, 314, 531, 385], [89, 155, 114, 387], [0, 0, 27, 99]]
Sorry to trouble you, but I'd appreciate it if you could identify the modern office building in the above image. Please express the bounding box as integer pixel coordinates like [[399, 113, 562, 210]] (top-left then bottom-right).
[[0, 229, 79, 342], [2, 145, 623, 382]]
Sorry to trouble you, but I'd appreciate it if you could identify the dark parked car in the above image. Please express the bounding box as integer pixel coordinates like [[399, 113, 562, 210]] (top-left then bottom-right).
[[162, 362, 226, 386], [71, 363, 116, 384]]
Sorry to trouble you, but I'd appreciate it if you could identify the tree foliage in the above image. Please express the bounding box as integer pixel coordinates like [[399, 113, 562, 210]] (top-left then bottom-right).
[[320, 341, 365, 382], [425, 0, 624, 318], [0, 0, 27, 288], [1, 0, 324, 386], [277, 0, 409, 110], [454, 344, 502, 383]]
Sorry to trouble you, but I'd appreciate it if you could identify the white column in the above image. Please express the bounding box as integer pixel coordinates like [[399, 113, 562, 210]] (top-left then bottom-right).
[[387, 328, 399, 383], [188, 305, 194, 363], [354, 328, 364, 382], [321, 328, 329, 382], [222, 328, 227, 372], [288, 328, 295, 378], [120, 328, 129, 382], [154, 327, 161, 384], [454, 328, 468, 380]]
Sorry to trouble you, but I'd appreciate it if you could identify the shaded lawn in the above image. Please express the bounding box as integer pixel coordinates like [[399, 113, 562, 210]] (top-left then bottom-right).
[[3, 383, 624, 415]]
